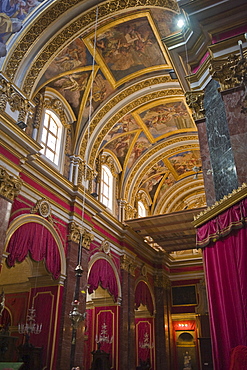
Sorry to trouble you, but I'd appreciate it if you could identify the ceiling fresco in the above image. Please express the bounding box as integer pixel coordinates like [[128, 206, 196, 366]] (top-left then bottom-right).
[[27, 4, 206, 217]]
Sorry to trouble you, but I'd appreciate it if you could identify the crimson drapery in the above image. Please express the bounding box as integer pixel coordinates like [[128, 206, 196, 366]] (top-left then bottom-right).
[[196, 198, 247, 370], [229, 345, 247, 370], [135, 281, 154, 315], [196, 198, 247, 247], [6, 223, 61, 280], [88, 259, 118, 302]]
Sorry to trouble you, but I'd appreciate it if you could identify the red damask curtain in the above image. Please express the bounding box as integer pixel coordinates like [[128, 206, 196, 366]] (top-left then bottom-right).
[[6, 223, 61, 280], [88, 259, 118, 302], [135, 281, 154, 315], [196, 198, 247, 370]]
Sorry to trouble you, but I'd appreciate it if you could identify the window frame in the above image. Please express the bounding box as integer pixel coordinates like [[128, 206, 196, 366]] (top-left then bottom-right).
[[100, 164, 114, 212], [39, 109, 65, 170]]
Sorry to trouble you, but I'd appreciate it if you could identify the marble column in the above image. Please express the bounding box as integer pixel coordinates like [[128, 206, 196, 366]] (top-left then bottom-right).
[[120, 254, 136, 370], [57, 224, 92, 370], [221, 85, 247, 186], [0, 167, 22, 267], [154, 274, 171, 370], [204, 79, 239, 201]]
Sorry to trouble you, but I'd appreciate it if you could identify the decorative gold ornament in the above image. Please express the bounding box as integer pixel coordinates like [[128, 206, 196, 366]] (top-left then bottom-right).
[[193, 183, 247, 227], [209, 54, 246, 91], [68, 221, 94, 249], [0, 75, 34, 120], [31, 198, 52, 218], [100, 240, 111, 255], [0, 167, 22, 202], [185, 91, 205, 120], [120, 254, 136, 276], [154, 273, 170, 289]]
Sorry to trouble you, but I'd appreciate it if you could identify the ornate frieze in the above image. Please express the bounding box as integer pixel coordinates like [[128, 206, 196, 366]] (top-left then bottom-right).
[[185, 91, 205, 120], [0, 167, 22, 202], [68, 221, 94, 250], [0, 75, 34, 124]]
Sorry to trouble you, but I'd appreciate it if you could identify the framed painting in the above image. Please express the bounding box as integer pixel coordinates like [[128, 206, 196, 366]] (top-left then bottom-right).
[[172, 285, 197, 306]]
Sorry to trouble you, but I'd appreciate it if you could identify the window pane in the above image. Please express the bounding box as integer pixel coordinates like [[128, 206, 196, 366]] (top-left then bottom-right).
[[49, 118, 58, 135], [46, 148, 55, 162], [47, 133, 57, 151]]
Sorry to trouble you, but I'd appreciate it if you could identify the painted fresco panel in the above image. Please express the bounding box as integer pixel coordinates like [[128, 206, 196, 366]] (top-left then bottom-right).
[[127, 133, 151, 169], [102, 115, 140, 146], [0, 0, 44, 56], [168, 150, 202, 176], [105, 133, 136, 168], [86, 14, 169, 85], [44, 38, 89, 80], [48, 71, 90, 115], [139, 101, 194, 139]]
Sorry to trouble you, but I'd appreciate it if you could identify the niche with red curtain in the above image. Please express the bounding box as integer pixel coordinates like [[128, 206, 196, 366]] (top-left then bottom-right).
[[86, 259, 119, 369], [135, 318, 154, 369], [6, 222, 61, 280]]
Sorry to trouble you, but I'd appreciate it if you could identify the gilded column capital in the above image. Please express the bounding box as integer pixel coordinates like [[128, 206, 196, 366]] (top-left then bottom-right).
[[68, 222, 94, 250], [185, 91, 205, 121], [0, 167, 22, 202], [124, 203, 137, 220], [120, 254, 136, 277], [154, 273, 170, 289], [209, 54, 247, 91]]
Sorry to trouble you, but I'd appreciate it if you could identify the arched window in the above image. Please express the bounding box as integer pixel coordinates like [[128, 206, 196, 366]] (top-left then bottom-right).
[[138, 200, 147, 218], [40, 109, 62, 166], [100, 165, 113, 211]]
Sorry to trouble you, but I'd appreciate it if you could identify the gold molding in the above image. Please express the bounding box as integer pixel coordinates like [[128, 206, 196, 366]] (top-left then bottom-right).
[[0, 167, 22, 202], [193, 183, 247, 227], [5, 0, 178, 95]]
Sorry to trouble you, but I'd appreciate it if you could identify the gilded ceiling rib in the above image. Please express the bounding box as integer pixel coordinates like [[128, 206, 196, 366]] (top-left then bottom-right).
[[125, 138, 199, 204], [4, 0, 179, 95], [82, 88, 184, 168]]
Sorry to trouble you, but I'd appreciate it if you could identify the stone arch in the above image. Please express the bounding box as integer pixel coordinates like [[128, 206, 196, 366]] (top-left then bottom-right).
[[4, 214, 66, 283], [88, 252, 122, 304]]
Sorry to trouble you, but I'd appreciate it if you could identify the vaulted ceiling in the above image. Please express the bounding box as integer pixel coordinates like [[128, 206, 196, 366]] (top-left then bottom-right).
[[2, 0, 246, 253]]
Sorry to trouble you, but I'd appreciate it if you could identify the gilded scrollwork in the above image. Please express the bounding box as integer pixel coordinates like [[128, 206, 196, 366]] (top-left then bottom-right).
[[43, 97, 67, 125], [31, 198, 52, 222], [124, 203, 137, 220], [0, 75, 34, 121], [185, 91, 205, 120], [0, 167, 22, 202], [209, 54, 245, 91]]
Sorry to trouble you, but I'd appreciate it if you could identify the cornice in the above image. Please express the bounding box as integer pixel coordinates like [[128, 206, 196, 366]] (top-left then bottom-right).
[[192, 183, 247, 227]]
